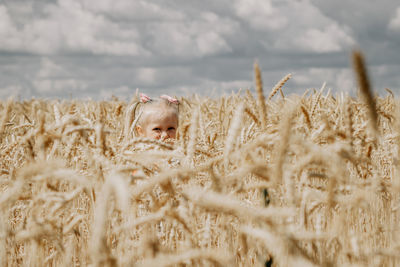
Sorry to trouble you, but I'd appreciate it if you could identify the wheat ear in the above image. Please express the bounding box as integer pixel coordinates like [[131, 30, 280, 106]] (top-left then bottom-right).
[[352, 50, 378, 135], [254, 62, 268, 130], [268, 73, 292, 101]]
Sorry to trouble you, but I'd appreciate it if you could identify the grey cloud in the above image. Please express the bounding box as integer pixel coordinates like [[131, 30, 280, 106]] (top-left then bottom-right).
[[0, 0, 399, 100]]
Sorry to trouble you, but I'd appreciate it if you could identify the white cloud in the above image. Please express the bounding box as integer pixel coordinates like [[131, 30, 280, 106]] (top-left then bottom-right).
[[389, 7, 400, 30], [0, 1, 148, 56], [266, 1, 355, 53], [147, 11, 237, 57], [0, 0, 398, 99], [33, 79, 87, 94], [135, 68, 157, 86], [126, 66, 196, 93], [238, 0, 355, 53], [296, 24, 355, 53], [0, 5, 23, 51], [0, 1, 237, 58], [335, 69, 355, 92], [234, 0, 288, 30], [0, 0, 355, 57], [196, 31, 231, 55], [81, 0, 184, 21], [31, 0, 148, 55]]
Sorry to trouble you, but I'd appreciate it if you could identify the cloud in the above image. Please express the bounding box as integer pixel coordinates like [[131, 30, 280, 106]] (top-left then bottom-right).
[[33, 58, 88, 95], [0, 0, 398, 99], [135, 68, 157, 86], [269, 1, 354, 53], [293, 67, 355, 92], [81, 0, 184, 21], [389, 7, 400, 30], [295, 24, 355, 53], [1, 0, 238, 58], [234, 0, 287, 31], [33, 79, 87, 94], [0, 85, 23, 98], [133, 66, 194, 89], [0, 5, 22, 51], [0, 1, 148, 56], [37, 58, 67, 78], [145, 11, 237, 58], [100, 86, 133, 99], [231, 0, 355, 53]]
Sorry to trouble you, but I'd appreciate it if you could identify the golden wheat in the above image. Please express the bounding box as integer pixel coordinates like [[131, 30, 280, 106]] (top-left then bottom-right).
[[0, 72, 399, 267]]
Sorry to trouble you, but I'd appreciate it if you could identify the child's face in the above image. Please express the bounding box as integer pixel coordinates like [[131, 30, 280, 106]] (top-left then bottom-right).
[[137, 106, 178, 140]]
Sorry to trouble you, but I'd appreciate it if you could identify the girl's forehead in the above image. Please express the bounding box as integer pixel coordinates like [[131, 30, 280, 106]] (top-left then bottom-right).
[[144, 105, 177, 115], [142, 105, 178, 122]]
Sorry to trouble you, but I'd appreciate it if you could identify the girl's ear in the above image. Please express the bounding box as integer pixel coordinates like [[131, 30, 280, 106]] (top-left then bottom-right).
[[136, 125, 144, 136]]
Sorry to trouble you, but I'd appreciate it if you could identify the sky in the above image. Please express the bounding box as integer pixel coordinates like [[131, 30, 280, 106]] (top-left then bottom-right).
[[0, 0, 399, 100]]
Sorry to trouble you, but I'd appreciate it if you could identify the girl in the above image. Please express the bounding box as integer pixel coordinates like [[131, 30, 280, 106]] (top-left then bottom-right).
[[128, 93, 180, 177], [135, 94, 179, 141]]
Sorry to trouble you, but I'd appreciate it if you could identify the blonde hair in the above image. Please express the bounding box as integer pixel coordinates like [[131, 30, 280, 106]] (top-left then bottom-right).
[[136, 98, 179, 127]]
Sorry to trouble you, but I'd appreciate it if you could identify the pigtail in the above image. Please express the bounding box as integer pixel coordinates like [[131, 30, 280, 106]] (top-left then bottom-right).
[[130, 104, 143, 137], [123, 101, 140, 142]]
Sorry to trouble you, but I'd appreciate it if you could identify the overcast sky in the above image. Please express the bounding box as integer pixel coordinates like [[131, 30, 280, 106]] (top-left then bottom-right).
[[0, 0, 399, 100]]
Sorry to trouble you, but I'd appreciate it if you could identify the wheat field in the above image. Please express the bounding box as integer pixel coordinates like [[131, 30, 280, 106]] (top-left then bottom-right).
[[1, 57, 400, 266]]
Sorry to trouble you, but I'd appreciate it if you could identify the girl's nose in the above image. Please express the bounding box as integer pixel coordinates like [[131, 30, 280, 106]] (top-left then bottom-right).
[[161, 131, 168, 140]]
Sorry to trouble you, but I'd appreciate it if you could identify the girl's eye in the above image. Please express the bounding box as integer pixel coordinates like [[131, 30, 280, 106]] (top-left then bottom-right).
[[152, 128, 161, 131], [168, 127, 175, 131]]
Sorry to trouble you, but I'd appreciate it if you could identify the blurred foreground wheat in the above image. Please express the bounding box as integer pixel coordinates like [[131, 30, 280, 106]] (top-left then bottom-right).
[[1, 73, 400, 266]]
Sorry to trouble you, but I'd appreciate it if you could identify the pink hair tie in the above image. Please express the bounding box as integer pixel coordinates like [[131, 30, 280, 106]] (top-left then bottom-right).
[[160, 95, 179, 104], [140, 93, 152, 103]]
